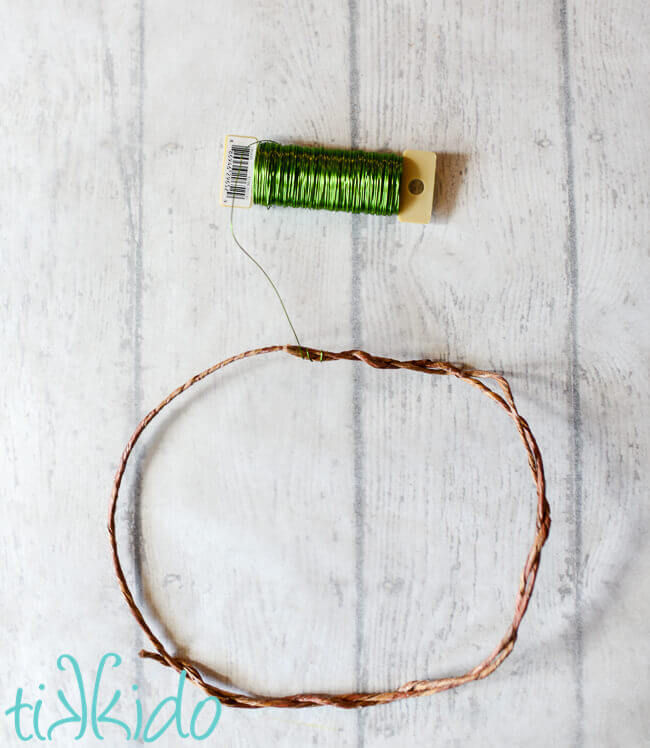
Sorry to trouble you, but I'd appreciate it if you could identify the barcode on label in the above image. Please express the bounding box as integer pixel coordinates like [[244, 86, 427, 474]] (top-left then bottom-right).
[[220, 135, 257, 208]]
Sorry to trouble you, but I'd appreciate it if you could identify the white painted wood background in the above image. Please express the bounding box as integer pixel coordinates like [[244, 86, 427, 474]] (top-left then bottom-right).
[[1, 1, 648, 746]]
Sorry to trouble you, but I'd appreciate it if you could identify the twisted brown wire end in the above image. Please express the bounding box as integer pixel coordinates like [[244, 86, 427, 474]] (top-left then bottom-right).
[[108, 345, 551, 709]]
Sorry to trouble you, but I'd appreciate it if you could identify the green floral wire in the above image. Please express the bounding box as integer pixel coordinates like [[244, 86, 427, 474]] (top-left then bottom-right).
[[229, 139, 304, 351], [229, 140, 402, 357], [253, 142, 403, 215]]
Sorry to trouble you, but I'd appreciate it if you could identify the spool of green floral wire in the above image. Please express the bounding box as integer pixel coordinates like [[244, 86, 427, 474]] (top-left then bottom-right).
[[252, 142, 403, 215], [220, 136, 436, 223], [219, 136, 437, 350]]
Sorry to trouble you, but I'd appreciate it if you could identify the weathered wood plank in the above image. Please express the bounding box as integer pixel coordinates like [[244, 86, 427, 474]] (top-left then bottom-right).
[[134, 1, 359, 744], [569, 1, 650, 745], [0, 0, 144, 741], [353, 2, 577, 745]]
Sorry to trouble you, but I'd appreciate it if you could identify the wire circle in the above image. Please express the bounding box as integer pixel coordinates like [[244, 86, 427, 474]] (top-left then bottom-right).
[[108, 345, 551, 709]]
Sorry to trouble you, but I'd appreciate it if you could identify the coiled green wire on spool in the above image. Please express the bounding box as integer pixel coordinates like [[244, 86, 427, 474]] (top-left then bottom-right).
[[252, 142, 403, 216]]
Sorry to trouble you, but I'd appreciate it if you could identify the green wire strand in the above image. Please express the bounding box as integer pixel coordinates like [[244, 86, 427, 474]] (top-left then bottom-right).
[[229, 140, 402, 353], [253, 142, 403, 216], [229, 139, 303, 350]]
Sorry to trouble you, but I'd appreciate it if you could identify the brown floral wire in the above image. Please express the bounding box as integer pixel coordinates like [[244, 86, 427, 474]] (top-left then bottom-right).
[[108, 344, 551, 709]]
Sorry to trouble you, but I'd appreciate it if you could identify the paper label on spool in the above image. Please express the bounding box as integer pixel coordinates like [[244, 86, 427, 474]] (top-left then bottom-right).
[[219, 135, 258, 208], [398, 150, 437, 224]]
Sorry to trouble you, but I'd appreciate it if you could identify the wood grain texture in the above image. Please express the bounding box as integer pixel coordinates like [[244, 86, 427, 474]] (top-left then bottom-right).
[[569, 2, 650, 746], [0, 0, 145, 740], [1, 0, 648, 746], [353, 2, 576, 745], [135, 1, 359, 744]]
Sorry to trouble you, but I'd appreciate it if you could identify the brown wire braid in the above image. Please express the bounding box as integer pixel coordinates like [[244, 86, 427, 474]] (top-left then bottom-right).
[[108, 345, 551, 709]]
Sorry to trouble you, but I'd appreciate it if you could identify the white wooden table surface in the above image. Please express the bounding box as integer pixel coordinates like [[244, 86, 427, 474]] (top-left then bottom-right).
[[2, 1, 648, 746]]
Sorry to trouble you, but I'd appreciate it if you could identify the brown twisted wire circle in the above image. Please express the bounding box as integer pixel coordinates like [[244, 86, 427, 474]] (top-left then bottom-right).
[[108, 345, 551, 709]]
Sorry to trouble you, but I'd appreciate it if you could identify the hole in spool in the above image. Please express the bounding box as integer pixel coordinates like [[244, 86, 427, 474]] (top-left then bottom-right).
[[408, 178, 424, 195]]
